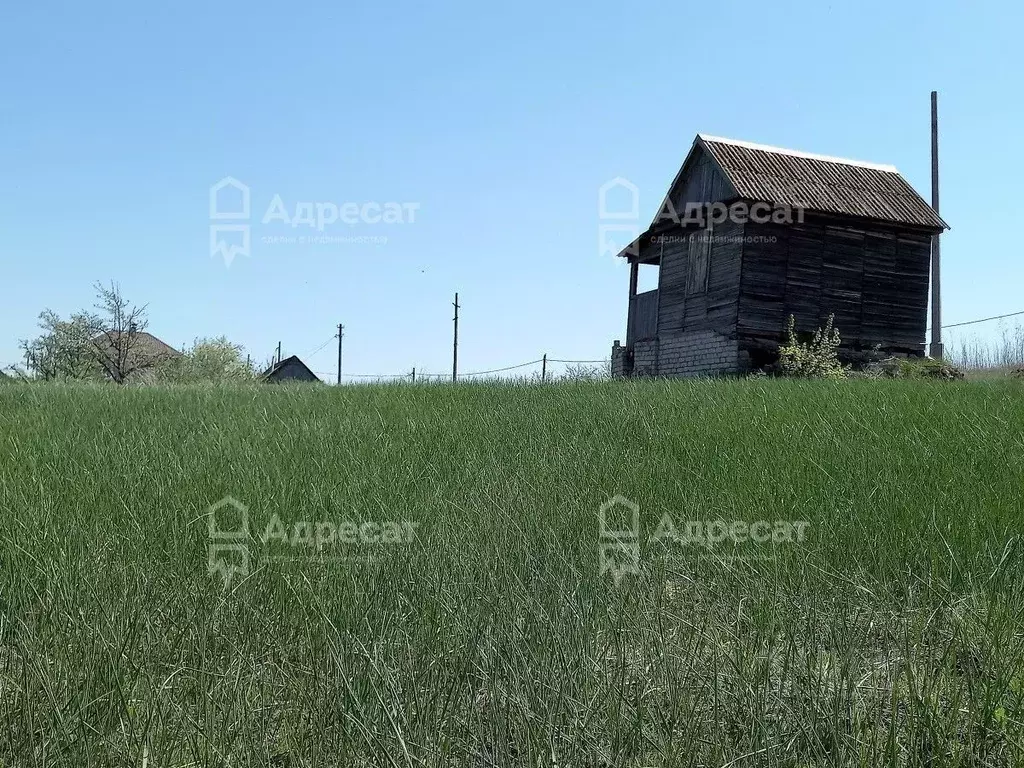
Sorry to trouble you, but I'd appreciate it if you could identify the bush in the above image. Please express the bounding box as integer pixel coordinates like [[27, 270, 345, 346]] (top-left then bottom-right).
[[898, 358, 965, 380], [777, 314, 846, 379], [867, 357, 965, 380]]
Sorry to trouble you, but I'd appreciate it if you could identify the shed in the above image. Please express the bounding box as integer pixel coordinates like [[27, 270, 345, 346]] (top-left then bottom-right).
[[261, 355, 321, 383], [611, 134, 948, 377]]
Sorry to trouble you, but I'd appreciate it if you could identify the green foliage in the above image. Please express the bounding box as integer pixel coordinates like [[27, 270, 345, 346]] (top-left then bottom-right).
[[19, 309, 103, 381], [19, 283, 251, 385], [895, 356, 965, 380], [777, 314, 846, 379], [867, 356, 966, 380], [158, 336, 255, 383], [19, 282, 155, 383]]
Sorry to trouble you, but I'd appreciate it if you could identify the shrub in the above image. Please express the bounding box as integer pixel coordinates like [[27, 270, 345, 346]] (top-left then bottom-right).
[[897, 357, 964, 380], [777, 314, 846, 379], [864, 356, 965, 380]]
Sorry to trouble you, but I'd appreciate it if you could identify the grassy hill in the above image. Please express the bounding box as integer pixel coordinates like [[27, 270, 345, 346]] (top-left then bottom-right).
[[1, 380, 1022, 766]]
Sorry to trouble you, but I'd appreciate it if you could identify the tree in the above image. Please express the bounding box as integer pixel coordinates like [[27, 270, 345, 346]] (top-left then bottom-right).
[[89, 281, 159, 383], [160, 337, 255, 382], [19, 309, 102, 381], [20, 282, 168, 384]]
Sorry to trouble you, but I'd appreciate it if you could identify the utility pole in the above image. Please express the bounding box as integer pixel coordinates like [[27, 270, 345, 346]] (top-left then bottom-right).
[[276, 341, 282, 365], [452, 292, 460, 382], [336, 324, 344, 385], [542, 353, 547, 382], [929, 90, 943, 359]]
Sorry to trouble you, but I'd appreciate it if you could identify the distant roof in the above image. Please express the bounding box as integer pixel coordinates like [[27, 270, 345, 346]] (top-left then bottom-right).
[[260, 355, 321, 382], [694, 134, 948, 230], [91, 331, 183, 360]]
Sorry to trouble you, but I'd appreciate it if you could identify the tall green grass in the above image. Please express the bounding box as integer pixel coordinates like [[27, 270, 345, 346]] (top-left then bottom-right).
[[0, 379, 1022, 766]]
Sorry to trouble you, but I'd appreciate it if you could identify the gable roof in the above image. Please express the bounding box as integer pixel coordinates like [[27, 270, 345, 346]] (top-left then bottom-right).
[[260, 355, 321, 382], [649, 134, 947, 235]]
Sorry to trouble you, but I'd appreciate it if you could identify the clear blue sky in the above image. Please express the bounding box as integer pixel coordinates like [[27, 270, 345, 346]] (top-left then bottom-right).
[[1, 0, 1019, 378]]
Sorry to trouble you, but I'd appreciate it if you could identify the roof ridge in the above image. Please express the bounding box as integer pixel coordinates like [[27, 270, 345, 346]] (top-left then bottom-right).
[[698, 134, 899, 173]]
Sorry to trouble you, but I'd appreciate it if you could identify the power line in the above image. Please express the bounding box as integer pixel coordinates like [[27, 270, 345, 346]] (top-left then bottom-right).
[[461, 358, 544, 377], [302, 335, 336, 358], [327, 372, 407, 379], [933, 309, 1024, 332]]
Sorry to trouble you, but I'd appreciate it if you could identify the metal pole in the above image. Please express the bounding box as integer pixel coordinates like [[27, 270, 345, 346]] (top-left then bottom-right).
[[929, 90, 943, 359], [452, 292, 459, 382]]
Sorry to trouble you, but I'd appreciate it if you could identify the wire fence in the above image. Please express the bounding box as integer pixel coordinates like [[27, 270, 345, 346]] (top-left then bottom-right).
[[310, 356, 609, 384]]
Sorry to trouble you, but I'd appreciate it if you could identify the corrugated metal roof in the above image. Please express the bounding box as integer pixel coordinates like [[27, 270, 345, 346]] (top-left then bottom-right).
[[697, 135, 947, 230]]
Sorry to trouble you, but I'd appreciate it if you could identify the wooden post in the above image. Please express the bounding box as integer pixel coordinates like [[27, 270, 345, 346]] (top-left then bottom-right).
[[411, 367, 416, 383], [929, 91, 943, 359], [542, 354, 547, 381], [452, 292, 460, 382], [627, 259, 639, 345], [342, 323, 350, 385]]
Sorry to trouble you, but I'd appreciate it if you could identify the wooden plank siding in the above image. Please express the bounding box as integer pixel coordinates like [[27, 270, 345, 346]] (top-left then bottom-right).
[[656, 220, 743, 338], [739, 216, 931, 354], [627, 289, 659, 344], [656, 234, 688, 336], [663, 148, 734, 218]]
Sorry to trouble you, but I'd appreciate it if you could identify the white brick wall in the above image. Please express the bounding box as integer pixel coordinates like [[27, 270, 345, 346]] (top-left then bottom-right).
[[611, 341, 628, 378], [611, 332, 737, 378], [657, 331, 737, 377], [633, 340, 658, 377]]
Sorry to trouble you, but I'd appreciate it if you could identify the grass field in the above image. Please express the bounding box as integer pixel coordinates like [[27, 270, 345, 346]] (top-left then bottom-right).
[[1, 379, 1022, 767]]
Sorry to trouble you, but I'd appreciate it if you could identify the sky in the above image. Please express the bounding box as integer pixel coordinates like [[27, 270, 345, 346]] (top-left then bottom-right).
[[1, 0, 1020, 380]]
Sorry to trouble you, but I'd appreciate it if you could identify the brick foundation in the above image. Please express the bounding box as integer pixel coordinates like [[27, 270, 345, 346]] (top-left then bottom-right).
[[611, 331, 739, 378]]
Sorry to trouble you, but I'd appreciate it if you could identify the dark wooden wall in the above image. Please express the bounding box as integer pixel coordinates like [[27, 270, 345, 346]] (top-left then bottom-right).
[[739, 217, 931, 354], [656, 219, 743, 338], [665, 149, 734, 215], [268, 360, 320, 383]]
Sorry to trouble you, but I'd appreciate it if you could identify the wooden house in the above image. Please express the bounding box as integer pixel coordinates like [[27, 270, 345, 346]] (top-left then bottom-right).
[[611, 134, 948, 377], [261, 355, 321, 383]]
